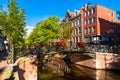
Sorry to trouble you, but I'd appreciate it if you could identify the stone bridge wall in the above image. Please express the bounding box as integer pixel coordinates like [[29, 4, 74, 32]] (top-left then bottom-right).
[[95, 52, 120, 70], [16, 56, 37, 80], [71, 53, 120, 71]]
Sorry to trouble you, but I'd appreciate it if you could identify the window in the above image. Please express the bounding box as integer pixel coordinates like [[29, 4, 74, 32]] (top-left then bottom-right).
[[88, 19, 90, 24], [109, 11, 114, 16], [87, 11, 90, 16], [76, 28, 78, 34], [91, 18, 94, 23], [91, 17, 96, 23], [79, 27, 81, 33], [92, 26, 96, 32], [74, 29, 76, 35], [77, 20, 80, 25], [117, 37, 120, 41], [78, 37, 80, 42], [72, 22, 74, 26], [88, 28, 90, 33], [86, 12, 88, 16], [85, 29, 87, 34], [93, 17, 96, 23], [74, 21, 76, 26], [91, 8, 96, 14], [85, 13, 86, 17], [85, 20, 87, 25], [90, 27, 92, 33], [77, 28, 79, 34], [89, 10, 91, 15], [86, 28, 88, 34], [89, 18, 92, 24], [117, 29, 120, 33], [76, 37, 78, 42], [109, 28, 114, 33]]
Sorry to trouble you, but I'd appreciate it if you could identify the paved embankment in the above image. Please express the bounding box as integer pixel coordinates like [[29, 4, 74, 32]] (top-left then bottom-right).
[[0, 60, 19, 80], [16, 56, 37, 80]]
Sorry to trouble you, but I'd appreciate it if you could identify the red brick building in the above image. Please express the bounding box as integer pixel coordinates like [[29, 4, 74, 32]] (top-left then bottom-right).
[[84, 3, 120, 46], [62, 3, 120, 48]]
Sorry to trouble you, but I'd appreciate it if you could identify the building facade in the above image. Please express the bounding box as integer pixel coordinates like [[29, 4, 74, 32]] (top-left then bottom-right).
[[62, 9, 84, 48], [62, 3, 120, 48], [83, 3, 120, 46]]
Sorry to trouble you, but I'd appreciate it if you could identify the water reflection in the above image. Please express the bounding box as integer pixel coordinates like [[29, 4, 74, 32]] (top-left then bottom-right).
[[74, 65, 120, 80], [38, 58, 120, 80]]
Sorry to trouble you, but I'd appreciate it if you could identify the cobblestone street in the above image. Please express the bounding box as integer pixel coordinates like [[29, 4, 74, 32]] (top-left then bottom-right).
[[0, 54, 19, 80]]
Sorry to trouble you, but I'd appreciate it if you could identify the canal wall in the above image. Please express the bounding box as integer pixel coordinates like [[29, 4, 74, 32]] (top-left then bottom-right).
[[16, 56, 37, 80], [95, 52, 120, 70], [71, 52, 120, 71]]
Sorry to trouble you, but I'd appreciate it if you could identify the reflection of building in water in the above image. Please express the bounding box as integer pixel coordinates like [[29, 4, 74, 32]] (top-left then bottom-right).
[[75, 65, 120, 80]]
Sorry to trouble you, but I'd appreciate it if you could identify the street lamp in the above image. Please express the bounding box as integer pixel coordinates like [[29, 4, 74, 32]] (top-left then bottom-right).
[[4, 39, 14, 64], [4, 40, 9, 54]]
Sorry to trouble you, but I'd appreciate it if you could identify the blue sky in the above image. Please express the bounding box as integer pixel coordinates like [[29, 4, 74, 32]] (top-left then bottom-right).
[[0, 0, 120, 27]]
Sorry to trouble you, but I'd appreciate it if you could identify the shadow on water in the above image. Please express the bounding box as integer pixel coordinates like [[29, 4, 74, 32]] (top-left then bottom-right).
[[70, 64, 120, 80], [38, 58, 120, 80]]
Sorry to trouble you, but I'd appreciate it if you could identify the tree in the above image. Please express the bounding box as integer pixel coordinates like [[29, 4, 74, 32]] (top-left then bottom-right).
[[0, 0, 26, 63], [61, 22, 73, 41], [0, 6, 7, 28], [27, 16, 61, 45], [3, 0, 26, 48]]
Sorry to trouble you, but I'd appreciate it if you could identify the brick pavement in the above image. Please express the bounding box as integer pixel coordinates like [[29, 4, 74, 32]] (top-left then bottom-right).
[[0, 57, 19, 80]]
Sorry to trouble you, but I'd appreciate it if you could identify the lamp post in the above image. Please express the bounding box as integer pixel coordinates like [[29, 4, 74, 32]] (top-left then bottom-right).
[[11, 44, 14, 63], [4, 40, 8, 55]]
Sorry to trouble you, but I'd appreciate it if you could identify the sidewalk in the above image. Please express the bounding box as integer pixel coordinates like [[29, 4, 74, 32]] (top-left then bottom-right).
[[0, 58, 19, 80]]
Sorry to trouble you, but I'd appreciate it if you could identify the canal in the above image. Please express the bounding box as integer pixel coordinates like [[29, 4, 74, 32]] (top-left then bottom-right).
[[38, 60, 120, 80]]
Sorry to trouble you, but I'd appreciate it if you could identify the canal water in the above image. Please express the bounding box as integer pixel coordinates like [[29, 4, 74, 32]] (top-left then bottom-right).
[[38, 60, 120, 80]]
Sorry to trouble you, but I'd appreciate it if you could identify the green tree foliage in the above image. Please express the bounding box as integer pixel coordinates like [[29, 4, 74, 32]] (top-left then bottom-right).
[[27, 16, 61, 45], [0, 0, 26, 48], [61, 22, 73, 41], [0, 6, 7, 28]]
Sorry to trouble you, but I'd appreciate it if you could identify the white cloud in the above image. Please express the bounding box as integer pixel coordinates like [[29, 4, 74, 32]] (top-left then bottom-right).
[[25, 25, 34, 37]]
